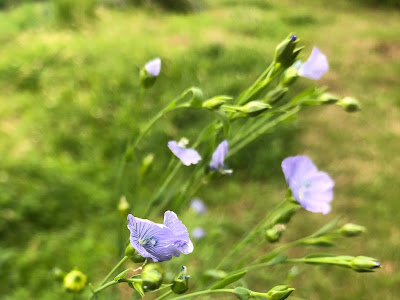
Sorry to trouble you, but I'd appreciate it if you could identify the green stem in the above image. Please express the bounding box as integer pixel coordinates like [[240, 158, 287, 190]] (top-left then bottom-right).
[[155, 290, 173, 300], [99, 256, 129, 287], [168, 289, 234, 300], [93, 281, 118, 294]]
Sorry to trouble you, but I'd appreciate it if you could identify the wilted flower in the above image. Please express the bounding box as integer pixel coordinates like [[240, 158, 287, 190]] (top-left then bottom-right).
[[210, 140, 232, 174], [145, 57, 161, 77], [191, 227, 206, 240], [298, 47, 329, 80], [127, 211, 193, 262], [168, 141, 201, 166], [190, 198, 207, 214], [281, 155, 334, 214]]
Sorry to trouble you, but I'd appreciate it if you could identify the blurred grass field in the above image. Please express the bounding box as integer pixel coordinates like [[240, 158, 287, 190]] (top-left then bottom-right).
[[0, 0, 399, 299]]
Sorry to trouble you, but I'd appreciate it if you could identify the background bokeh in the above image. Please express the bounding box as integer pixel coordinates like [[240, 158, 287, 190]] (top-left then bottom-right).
[[1, 0, 399, 299]]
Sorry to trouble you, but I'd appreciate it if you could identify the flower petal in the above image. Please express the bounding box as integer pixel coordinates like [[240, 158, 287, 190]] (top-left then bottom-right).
[[145, 57, 161, 77], [168, 141, 201, 166], [164, 211, 193, 254], [210, 140, 229, 171], [298, 47, 329, 80]]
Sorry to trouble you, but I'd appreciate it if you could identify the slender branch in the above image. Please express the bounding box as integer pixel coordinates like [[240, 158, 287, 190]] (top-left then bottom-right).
[[155, 290, 173, 300], [99, 256, 129, 287]]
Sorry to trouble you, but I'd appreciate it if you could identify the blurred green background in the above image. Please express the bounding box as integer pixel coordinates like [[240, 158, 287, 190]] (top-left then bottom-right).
[[1, 0, 399, 299]]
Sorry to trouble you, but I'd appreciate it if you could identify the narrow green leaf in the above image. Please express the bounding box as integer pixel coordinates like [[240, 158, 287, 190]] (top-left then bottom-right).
[[312, 217, 341, 237], [210, 270, 247, 290], [114, 268, 131, 281]]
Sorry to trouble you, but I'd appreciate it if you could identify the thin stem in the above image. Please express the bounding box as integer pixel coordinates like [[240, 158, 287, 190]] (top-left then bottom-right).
[[168, 289, 234, 300], [93, 281, 118, 294], [99, 256, 129, 287], [155, 290, 173, 300]]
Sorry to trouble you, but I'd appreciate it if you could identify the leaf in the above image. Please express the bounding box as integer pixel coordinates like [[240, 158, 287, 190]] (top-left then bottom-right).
[[203, 269, 228, 280], [210, 270, 247, 290], [131, 281, 145, 297], [312, 217, 341, 237], [114, 268, 131, 281], [266, 253, 288, 265]]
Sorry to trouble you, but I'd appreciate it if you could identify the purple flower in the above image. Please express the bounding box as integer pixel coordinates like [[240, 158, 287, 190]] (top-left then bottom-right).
[[298, 47, 329, 80], [127, 211, 193, 262], [192, 227, 206, 240], [210, 140, 232, 174], [190, 198, 207, 214], [145, 57, 161, 77], [281, 155, 334, 215], [168, 141, 201, 166]]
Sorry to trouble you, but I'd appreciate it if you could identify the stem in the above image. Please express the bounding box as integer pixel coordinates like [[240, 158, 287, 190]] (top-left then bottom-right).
[[155, 290, 173, 300], [168, 289, 234, 300], [99, 256, 129, 287], [93, 281, 118, 294]]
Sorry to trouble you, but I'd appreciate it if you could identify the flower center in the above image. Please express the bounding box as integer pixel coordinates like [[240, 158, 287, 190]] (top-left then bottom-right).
[[139, 237, 157, 246]]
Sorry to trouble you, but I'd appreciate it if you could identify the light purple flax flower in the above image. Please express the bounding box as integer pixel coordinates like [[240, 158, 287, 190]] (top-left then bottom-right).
[[281, 155, 334, 215], [145, 57, 161, 77], [127, 211, 193, 262], [298, 47, 329, 80], [190, 198, 207, 214], [210, 140, 232, 174], [192, 227, 206, 240], [168, 141, 201, 166]]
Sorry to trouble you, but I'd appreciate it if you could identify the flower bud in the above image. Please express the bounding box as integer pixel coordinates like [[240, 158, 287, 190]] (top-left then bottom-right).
[[233, 287, 251, 300], [265, 285, 295, 300], [265, 224, 286, 243], [141, 264, 163, 291], [125, 244, 146, 263], [264, 87, 289, 104], [349, 256, 381, 273], [140, 58, 161, 89], [140, 153, 154, 177], [240, 101, 271, 117], [171, 266, 190, 294], [63, 269, 87, 293], [118, 195, 130, 217], [339, 223, 366, 237], [337, 97, 361, 112], [203, 96, 232, 110], [281, 67, 299, 87], [274, 34, 299, 67], [318, 92, 340, 105]]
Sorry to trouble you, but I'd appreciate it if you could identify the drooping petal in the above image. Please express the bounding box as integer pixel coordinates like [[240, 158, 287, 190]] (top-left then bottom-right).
[[210, 140, 229, 171], [164, 211, 193, 254], [145, 57, 161, 77], [190, 198, 207, 214], [298, 47, 329, 80], [127, 214, 179, 262], [168, 141, 201, 166]]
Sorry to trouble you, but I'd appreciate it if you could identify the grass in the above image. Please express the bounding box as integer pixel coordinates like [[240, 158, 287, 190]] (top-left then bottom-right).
[[0, 0, 399, 299]]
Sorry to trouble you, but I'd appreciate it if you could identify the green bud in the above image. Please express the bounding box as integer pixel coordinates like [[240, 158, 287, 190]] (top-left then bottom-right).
[[265, 285, 295, 300], [264, 87, 289, 104], [140, 68, 157, 89], [349, 256, 381, 273], [118, 195, 130, 217], [240, 101, 271, 117], [274, 34, 299, 67], [233, 287, 252, 300], [63, 269, 87, 293], [300, 236, 336, 247], [339, 223, 366, 237], [53, 267, 66, 282], [281, 67, 299, 87], [125, 244, 146, 263], [140, 153, 154, 177], [318, 93, 340, 105], [203, 96, 232, 110], [270, 200, 301, 225], [141, 264, 163, 291], [265, 224, 286, 243], [171, 266, 190, 294], [337, 97, 361, 112]]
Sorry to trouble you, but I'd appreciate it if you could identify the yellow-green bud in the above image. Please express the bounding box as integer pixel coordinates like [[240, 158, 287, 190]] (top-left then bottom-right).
[[125, 244, 146, 263], [339, 223, 366, 237], [63, 270, 87, 293], [140, 153, 154, 177], [264, 87, 289, 104], [265, 285, 295, 300], [203, 96, 232, 110], [349, 256, 381, 273], [118, 196, 130, 217], [318, 93, 340, 105], [240, 101, 271, 117], [265, 224, 286, 243], [281, 67, 299, 87], [141, 264, 163, 291], [337, 97, 361, 112]]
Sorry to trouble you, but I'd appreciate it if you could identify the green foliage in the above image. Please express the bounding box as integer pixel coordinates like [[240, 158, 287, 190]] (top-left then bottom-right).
[[52, 0, 96, 26]]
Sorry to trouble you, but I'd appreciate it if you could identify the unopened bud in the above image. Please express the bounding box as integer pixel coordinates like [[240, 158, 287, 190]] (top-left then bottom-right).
[[203, 96, 232, 110], [233, 287, 251, 300], [281, 67, 299, 87], [339, 223, 366, 237], [337, 97, 361, 112], [265, 87, 289, 104], [171, 266, 190, 294], [274, 34, 299, 67], [265, 224, 286, 243], [240, 101, 271, 117], [318, 93, 340, 105], [141, 264, 163, 291], [140, 58, 161, 89], [265, 285, 295, 300], [63, 270, 87, 293], [125, 244, 146, 263], [349, 256, 381, 273], [140, 153, 154, 176], [118, 196, 130, 217]]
